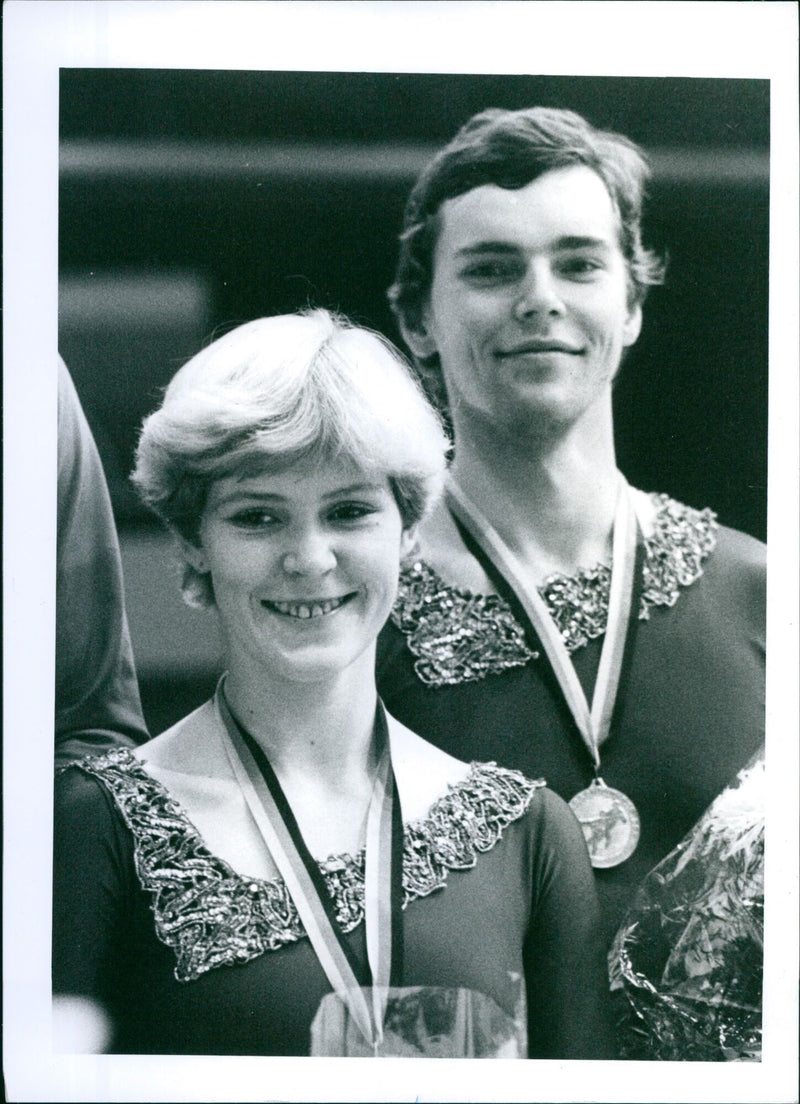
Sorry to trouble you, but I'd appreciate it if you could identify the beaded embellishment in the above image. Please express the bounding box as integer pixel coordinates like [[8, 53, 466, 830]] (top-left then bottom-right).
[[392, 493, 717, 685], [72, 749, 543, 983], [391, 560, 539, 686]]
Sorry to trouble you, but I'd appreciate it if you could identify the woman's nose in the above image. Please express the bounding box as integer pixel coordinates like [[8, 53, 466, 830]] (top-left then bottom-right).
[[281, 528, 337, 576], [513, 265, 565, 321]]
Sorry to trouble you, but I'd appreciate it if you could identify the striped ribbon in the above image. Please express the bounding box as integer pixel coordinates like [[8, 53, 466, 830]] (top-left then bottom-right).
[[445, 474, 640, 769], [217, 686, 402, 1053]]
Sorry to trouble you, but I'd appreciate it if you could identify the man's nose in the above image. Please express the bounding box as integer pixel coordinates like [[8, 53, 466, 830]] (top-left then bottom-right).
[[512, 264, 565, 321]]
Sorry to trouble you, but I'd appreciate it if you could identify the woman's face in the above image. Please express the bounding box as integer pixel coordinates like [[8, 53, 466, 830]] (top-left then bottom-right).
[[184, 457, 413, 685]]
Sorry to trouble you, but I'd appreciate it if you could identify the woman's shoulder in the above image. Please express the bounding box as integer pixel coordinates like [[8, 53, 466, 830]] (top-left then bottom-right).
[[398, 754, 590, 887], [133, 696, 221, 771], [54, 749, 148, 857], [387, 712, 472, 820], [56, 753, 121, 810], [521, 781, 591, 848], [57, 746, 171, 813]]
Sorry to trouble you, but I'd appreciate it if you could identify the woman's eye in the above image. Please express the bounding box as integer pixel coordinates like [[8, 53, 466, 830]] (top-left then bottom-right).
[[228, 509, 279, 530], [328, 502, 377, 523]]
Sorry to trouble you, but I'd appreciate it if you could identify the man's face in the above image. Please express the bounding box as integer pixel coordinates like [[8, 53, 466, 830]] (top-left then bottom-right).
[[410, 165, 642, 436]]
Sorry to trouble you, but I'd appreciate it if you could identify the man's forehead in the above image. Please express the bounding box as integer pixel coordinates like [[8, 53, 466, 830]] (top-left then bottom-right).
[[436, 167, 619, 246]]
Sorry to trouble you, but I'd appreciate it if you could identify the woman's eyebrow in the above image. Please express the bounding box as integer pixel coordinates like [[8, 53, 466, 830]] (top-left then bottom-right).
[[213, 490, 286, 507], [322, 483, 384, 500], [213, 482, 383, 507]]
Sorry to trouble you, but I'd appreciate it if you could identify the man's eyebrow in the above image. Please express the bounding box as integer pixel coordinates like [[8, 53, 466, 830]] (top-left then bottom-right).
[[454, 235, 614, 257], [553, 235, 613, 251], [454, 241, 519, 257]]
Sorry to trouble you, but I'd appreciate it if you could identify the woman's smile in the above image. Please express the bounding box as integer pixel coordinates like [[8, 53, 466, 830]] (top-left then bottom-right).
[[261, 594, 356, 620]]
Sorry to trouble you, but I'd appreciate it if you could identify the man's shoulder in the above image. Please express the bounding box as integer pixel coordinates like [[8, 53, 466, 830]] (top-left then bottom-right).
[[674, 509, 766, 625], [711, 520, 766, 575], [645, 490, 765, 571], [641, 491, 765, 622]]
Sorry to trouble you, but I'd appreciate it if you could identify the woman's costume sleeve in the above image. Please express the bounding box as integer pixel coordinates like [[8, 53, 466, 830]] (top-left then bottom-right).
[[52, 766, 137, 1006], [525, 788, 615, 1058]]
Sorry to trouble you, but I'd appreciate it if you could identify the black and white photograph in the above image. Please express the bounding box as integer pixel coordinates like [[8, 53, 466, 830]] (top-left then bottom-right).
[[3, 3, 798, 1102]]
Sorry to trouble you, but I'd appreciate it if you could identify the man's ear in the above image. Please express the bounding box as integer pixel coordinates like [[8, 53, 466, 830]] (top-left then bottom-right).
[[398, 313, 438, 362], [171, 530, 209, 574], [622, 302, 643, 348]]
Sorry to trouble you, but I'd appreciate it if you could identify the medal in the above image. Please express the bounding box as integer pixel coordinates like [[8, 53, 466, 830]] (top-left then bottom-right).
[[447, 475, 643, 868], [569, 777, 640, 869]]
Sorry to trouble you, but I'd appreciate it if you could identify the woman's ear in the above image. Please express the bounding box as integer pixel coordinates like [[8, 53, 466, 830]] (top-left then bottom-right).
[[399, 525, 420, 562], [171, 529, 209, 575]]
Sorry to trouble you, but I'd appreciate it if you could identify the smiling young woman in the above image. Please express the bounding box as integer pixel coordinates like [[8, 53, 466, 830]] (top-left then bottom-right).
[[182, 461, 411, 692], [52, 308, 614, 1059]]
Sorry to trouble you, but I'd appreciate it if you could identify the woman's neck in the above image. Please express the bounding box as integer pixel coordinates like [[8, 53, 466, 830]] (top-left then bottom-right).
[[223, 658, 380, 788], [448, 409, 621, 580]]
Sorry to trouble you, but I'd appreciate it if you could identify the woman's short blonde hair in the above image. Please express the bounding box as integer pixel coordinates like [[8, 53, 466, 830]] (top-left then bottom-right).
[[132, 309, 449, 605]]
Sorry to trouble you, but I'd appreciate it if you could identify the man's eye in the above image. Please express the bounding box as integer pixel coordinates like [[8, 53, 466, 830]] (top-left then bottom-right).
[[328, 502, 377, 523], [558, 257, 604, 278], [460, 261, 519, 284], [228, 509, 278, 529]]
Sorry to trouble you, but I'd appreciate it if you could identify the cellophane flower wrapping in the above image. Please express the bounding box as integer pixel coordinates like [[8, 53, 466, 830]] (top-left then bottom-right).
[[609, 748, 764, 1061]]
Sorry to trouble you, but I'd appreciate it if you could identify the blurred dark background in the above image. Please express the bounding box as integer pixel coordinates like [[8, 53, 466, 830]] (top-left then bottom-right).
[[59, 70, 769, 734]]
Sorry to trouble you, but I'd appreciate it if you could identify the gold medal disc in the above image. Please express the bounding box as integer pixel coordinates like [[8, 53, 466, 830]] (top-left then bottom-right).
[[569, 778, 640, 869]]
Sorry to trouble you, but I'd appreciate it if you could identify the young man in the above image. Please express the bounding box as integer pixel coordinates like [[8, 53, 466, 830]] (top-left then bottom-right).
[[377, 107, 765, 951]]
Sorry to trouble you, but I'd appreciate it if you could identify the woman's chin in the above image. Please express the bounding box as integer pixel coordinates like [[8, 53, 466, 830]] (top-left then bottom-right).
[[263, 649, 367, 685], [248, 631, 374, 685], [224, 599, 386, 685]]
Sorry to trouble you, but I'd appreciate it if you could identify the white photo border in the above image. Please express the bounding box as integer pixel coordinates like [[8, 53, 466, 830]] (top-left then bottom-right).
[[4, 3, 798, 1101]]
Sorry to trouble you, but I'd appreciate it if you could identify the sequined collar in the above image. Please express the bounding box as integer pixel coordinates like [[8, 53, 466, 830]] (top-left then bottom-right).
[[72, 749, 543, 983], [391, 493, 717, 687]]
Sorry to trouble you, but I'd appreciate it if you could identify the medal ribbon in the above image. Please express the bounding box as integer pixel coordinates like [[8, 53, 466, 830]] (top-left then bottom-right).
[[445, 474, 640, 770], [217, 686, 403, 1052]]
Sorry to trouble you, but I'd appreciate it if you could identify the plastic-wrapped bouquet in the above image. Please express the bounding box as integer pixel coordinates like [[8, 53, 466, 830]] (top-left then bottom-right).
[[609, 749, 764, 1061]]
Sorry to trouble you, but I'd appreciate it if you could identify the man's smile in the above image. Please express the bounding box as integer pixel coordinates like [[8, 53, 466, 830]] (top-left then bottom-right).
[[496, 339, 583, 358]]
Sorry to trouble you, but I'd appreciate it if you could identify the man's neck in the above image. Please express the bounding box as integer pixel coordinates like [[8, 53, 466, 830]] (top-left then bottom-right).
[[448, 406, 621, 580]]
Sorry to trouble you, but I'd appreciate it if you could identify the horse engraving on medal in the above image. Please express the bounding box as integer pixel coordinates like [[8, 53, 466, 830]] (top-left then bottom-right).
[[569, 778, 640, 869]]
